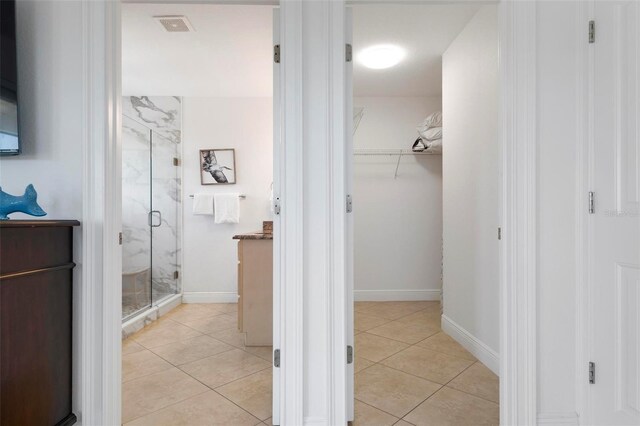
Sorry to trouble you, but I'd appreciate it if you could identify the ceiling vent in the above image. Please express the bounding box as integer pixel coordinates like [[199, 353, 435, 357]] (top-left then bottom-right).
[[154, 15, 194, 33]]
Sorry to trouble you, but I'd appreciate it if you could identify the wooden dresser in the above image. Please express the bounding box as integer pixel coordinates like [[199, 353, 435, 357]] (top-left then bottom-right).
[[0, 220, 80, 426], [233, 233, 273, 347]]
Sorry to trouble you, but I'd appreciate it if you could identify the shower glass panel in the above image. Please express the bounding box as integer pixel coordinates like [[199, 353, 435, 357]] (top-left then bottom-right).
[[122, 107, 181, 322], [151, 131, 180, 303], [122, 115, 152, 319]]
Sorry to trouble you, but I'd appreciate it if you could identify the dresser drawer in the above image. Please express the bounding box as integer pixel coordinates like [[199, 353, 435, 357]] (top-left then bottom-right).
[[0, 226, 74, 275]]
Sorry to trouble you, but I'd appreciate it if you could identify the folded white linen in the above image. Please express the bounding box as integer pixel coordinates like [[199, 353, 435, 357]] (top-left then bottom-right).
[[214, 193, 240, 224], [192, 193, 214, 215], [417, 111, 442, 133], [420, 126, 442, 141], [426, 138, 442, 154]]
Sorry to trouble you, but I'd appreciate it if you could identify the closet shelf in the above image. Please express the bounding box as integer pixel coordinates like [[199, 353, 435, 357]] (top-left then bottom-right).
[[354, 148, 441, 179], [353, 148, 440, 156]]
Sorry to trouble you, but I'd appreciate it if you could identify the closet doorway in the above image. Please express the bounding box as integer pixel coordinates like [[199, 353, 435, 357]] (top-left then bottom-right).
[[348, 3, 500, 424]]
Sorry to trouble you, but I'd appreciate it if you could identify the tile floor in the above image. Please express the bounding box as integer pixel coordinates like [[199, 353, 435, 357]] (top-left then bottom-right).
[[122, 301, 498, 425], [353, 301, 499, 426]]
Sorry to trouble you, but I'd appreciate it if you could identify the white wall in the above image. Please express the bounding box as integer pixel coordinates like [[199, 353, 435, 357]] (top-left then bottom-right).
[[0, 0, 85, 419], [0, 0, 83, 220], [442, 5, 500, 363], [354, 97, 442, 301], [181, 97, 273, 301]]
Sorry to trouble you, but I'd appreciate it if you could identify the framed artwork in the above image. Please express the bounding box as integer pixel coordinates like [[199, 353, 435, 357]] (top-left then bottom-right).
[[200, 149, 236, 185]]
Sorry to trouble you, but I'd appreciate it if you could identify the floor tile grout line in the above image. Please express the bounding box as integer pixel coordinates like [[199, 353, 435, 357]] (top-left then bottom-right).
[[405, 355, 499, 405], [212, 386, 270, 422], [212, 364, 272, 391], [360, 361, 450, 387], [396, 371, 466, 423], [127, 302, 493, 424], [173, 356, 271, 421], [149, 345, 237, 368], [363, 328, 441, 346], [123, 304, 268, 423], [354, 332, 496, 421], [440, 382, 500, 405], [398, 359, 499, 423], [132, 323, 237, 350], [353, 397, 402, 422], [121, 386, 211, 425], [407, 337, 478, 362], [357, 330, 478, 365], [211, 387, 268, 423]]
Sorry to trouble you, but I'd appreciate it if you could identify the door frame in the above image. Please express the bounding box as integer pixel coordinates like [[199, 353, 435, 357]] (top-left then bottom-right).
[[334, 1, 538, 425], [80, 0, 537, 425]]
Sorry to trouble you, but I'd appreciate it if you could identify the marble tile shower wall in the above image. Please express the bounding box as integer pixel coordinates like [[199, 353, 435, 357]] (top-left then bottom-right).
[[122, 96, 182, 316]]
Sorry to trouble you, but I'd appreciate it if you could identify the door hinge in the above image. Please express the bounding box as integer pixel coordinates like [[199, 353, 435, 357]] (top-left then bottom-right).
[[346, 44, 353, 62], [273, 197, 281, 215], [589, 362, 595, 384], [274, 349, 280, 367], [274, 44, 281, 63], [173, 270, 179, 280], [173, 157, 179, 166], [346, 195, 353, 213], [589, 20, 595, 43], [118, 232, 123, 245], [588, 191, 595, 214], [498, 227, 502, 240], [347, 345, 353, 364]]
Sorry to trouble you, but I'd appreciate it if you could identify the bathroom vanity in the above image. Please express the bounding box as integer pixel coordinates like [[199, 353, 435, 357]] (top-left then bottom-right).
[[233, 230, 273, 346]]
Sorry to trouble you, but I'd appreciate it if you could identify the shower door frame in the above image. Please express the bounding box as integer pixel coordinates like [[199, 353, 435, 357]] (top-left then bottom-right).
[[121, 114, 182, 323], [81, 0, 537, 424]]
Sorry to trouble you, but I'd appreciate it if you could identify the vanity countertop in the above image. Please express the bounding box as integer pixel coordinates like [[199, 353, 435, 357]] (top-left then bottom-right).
[[233, 232, 273, 240]]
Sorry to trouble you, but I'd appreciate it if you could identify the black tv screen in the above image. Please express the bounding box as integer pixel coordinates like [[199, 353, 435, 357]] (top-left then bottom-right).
[[0, 0, 19, 155]]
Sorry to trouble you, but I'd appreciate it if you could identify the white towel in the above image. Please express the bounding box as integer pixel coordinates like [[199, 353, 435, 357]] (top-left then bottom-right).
[[214, 193, 240, 224], [192, 193, 214, 215]]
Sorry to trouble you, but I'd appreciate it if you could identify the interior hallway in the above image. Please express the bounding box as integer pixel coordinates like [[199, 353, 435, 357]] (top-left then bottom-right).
[[122, 301, 498, 425]]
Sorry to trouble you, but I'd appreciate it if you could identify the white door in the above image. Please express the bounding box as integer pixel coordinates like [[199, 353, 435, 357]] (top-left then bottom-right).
[[590, 1, 640, 424], [272, 8, 281, 425], [345, 7, 355, 422]]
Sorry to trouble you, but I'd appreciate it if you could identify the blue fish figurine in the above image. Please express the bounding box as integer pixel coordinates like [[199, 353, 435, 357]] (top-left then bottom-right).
[[0, 184, 47, 220]]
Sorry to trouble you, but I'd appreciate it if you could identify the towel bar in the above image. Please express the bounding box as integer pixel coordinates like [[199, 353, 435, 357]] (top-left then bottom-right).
[[189, 194, 246, 199]]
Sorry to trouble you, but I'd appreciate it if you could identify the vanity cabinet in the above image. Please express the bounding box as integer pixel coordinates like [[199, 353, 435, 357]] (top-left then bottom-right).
[[0, 220, 80, 426], [234, 235, 273, 347]]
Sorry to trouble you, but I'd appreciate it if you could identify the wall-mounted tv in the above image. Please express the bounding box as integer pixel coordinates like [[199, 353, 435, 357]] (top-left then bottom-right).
[[0, 0, 19, 155]]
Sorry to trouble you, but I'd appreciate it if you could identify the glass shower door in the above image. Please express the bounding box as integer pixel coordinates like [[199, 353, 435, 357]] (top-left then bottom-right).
[[122, 115, 152, 319], [150, 131, 180, 304]]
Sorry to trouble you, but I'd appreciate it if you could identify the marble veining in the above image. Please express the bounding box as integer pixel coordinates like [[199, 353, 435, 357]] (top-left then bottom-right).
[[123, 96, 182, 145], [122, 96, 182, 319]]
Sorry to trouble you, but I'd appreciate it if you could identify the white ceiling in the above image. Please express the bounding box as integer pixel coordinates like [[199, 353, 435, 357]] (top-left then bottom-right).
[[122, 3, 480, 97], [122, 4, 274, 97], [353, 4, 481, 97]]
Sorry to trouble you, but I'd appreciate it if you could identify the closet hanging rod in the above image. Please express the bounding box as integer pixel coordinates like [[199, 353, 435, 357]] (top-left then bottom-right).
[[189, 194, 246, 199], [353, 149, 440, 156]]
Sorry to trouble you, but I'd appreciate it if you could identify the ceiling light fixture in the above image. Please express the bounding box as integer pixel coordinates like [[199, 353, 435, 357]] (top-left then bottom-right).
[[358, 44, 406, 70]]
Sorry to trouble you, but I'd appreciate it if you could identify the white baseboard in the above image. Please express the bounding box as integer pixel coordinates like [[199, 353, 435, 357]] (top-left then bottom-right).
[[441, 314, 499, 375], [182, 291, 239, 304], [537, 412, 579, 425], [354, 289, 441, 302]]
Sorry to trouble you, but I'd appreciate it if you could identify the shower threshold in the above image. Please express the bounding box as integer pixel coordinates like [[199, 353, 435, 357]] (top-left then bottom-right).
[[122, 293, 182, 339]]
